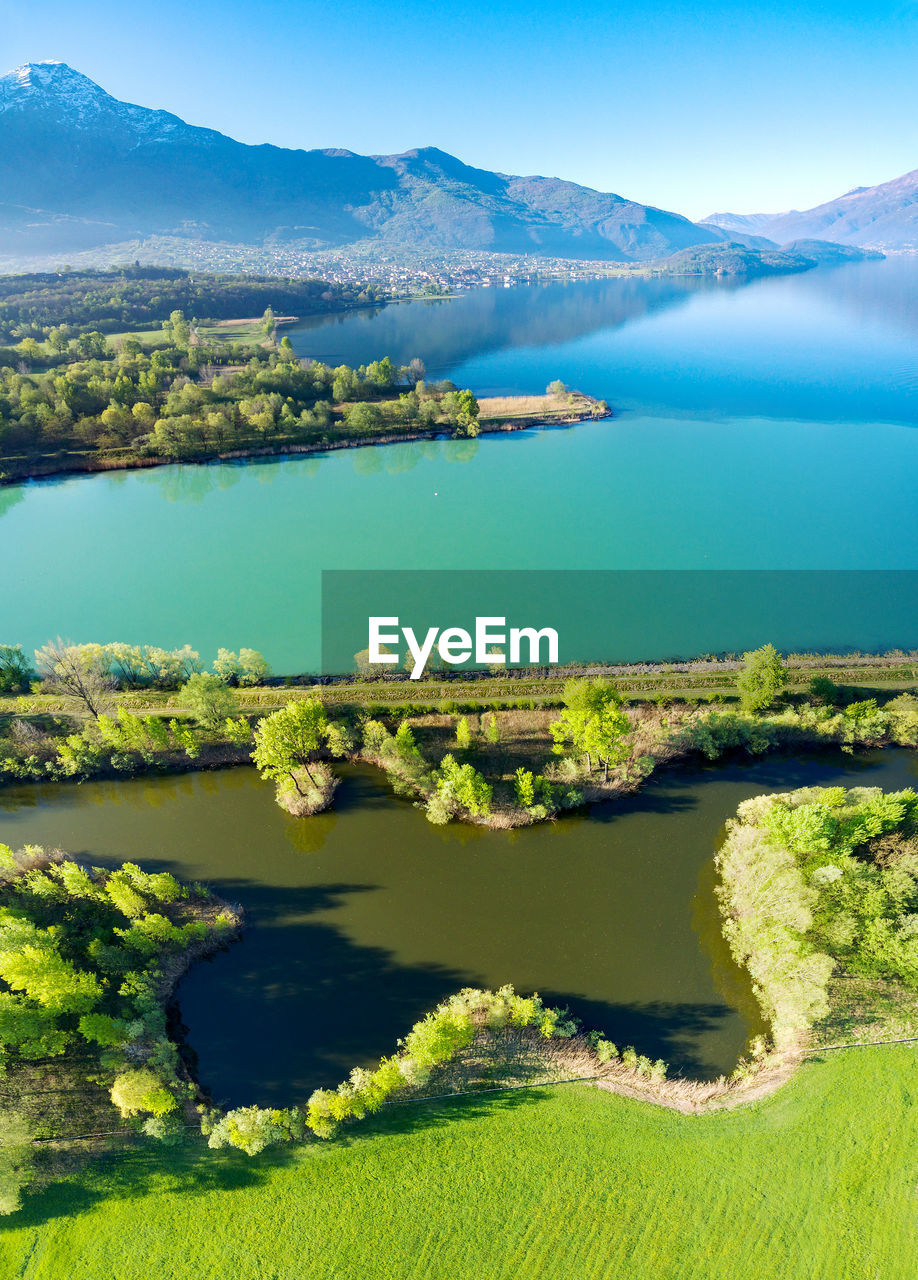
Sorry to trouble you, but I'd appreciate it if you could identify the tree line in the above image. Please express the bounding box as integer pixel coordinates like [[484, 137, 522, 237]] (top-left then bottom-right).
[[0, 266, 382, 342], [0, 843, 237, 1213], [0, 310, 480, 465], [716, 781, 918, 1066]]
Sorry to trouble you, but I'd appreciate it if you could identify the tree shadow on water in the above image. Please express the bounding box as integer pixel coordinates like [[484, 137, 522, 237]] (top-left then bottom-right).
[[541, 991, 740, 1080], [174, 877, 482, 1111], [588, 747, 910, 828]]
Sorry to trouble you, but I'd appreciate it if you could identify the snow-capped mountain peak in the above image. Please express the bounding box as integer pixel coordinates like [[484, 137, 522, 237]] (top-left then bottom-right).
[[0, 61, 205, 142], [0, 61, 110, 111]]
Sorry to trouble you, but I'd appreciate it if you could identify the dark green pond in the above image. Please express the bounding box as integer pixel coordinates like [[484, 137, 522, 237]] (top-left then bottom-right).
[[1, 748, 916, 1108]]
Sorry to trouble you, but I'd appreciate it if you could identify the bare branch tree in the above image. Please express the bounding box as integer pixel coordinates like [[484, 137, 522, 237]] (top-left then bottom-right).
[[34, 639, 114, 719]]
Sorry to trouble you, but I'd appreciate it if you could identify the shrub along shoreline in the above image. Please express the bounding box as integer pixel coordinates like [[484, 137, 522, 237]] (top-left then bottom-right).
[[1, 396, 611, 485], [3, 640, 918, 831]]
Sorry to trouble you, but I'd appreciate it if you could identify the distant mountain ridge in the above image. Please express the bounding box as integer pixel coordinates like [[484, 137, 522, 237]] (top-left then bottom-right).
[[704, 168, 918, 250], [0, 61, 730, 263]]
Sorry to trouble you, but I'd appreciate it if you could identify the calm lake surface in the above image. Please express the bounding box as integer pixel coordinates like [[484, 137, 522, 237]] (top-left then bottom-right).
[[2, 748, 915, 1106], [3, 256, 918, 667]]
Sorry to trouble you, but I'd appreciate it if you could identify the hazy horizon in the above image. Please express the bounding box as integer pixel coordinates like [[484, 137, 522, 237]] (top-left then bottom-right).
[[4, 0, 918, 220]]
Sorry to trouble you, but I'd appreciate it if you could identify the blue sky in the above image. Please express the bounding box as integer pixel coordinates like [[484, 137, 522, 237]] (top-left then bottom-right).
[[4, 0, 917, 218]]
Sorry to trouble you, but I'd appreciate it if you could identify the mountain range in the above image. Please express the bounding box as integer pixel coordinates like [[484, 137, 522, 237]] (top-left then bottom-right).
[[704, 169, 918, 250], [0, 61, 733, 263], [0, 62, 910, 267]]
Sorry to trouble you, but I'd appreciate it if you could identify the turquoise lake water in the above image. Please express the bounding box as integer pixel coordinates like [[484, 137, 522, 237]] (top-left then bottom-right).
[[2, 256, 917, 669]]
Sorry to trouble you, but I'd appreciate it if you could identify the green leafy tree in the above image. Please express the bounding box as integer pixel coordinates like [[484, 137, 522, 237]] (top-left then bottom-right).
[[550, 678, 632, 779], [252, 699, 330, 795], [55, 730, 106, 778], [76, 331, 107, 358], [110, 1068, 177, 1118], [323, 720, 354, 757], [432, 754, 492, 819], [212, 648, 243, 684], [77, 1012, 129, 1047], [168, 719, 200, 759], [180, 673, 239, 732], [143, 715, 170, 751], [104, 871, 148, 919], [455, 716, 473, 750], [0, 646, 31, 693], [164, 310, 191, 348], [394, 720, 420, 759], [332, 365, 361, 401], [808, 675, 840, 706], [224, 716, 253, 746], [142, 1114, 186, 1145], [0, 930, 102, 1015], [887, 694, 918, 746], [485, 713, 500, 745], [736, 644, 787, 714], [212, 648, 270, 687], [447, 388, 480, 437], [514, 767, 536, 807], [0, 991, 71, 1058], [113, 707, 157, 762], [344, 402, 385, 432], [207, 1106, 303, 1155], [365, 356, 395, 388]]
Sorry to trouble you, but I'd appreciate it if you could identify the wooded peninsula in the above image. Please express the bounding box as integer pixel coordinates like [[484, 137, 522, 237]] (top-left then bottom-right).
[[0, 267, 609, 482]]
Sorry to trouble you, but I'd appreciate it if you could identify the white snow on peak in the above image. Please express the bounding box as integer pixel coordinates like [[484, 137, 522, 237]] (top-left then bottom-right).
[[0, 62, 201, 141], [2, 61, 102, 99], [0, 62, 121, 125]]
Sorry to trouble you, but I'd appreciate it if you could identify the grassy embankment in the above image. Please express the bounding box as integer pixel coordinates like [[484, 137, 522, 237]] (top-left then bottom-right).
[[8, 651, 917, 717], [476, 387, 607, 426], [0, 1047, 914, 1280]]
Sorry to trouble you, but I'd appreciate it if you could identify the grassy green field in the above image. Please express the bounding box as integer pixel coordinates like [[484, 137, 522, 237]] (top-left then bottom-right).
[[102, 328, 168, 347], [2, 1046, 915, 1279]]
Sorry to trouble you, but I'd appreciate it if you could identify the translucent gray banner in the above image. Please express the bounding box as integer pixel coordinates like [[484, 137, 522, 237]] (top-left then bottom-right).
[[320, 570, 918, 677]]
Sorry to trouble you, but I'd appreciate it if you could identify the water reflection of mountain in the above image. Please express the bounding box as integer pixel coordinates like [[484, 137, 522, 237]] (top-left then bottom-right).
[[780, 255, 918, 341], [289, 276, 743, 373]]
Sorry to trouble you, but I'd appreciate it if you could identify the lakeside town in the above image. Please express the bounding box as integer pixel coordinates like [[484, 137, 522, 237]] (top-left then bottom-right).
[[0, 238, 647, 294]]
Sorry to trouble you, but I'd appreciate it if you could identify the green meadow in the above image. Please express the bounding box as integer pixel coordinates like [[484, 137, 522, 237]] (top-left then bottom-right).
[[2, 1045, 915, 1280]]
